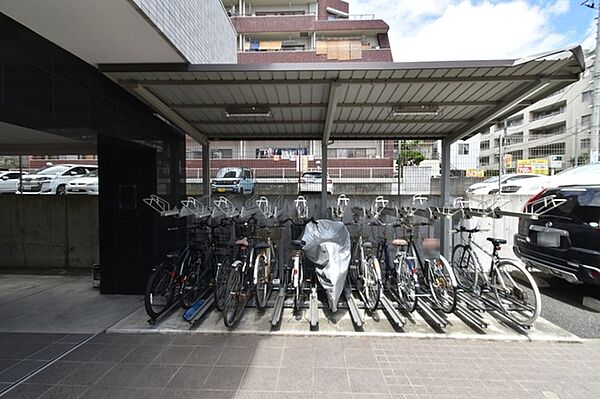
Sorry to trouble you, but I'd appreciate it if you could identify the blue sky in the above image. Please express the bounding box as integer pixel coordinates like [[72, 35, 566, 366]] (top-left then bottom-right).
[[351, 0, 595, 61]]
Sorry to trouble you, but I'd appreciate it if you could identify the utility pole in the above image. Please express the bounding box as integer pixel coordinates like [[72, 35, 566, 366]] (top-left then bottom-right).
[[582, 1, 600, 163], [575, 117, 581, 167], [498, 120, 507, 192]]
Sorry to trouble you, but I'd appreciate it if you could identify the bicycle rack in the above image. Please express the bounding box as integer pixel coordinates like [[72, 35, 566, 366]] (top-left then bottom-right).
[[370, 196, 389, 219], [379, 293, 405, 328], [344, 285, 364, 328], [212, 196, 240, 218], [257, 195, 284, 220], [414, 296, 447, 330], [309, 287, 319, 328], [143, 195, 181, 217], [183, 295, 215, 325], [294, 195, 309, 219], [180, 197, 212, 219], [331, 194, 349, 219]]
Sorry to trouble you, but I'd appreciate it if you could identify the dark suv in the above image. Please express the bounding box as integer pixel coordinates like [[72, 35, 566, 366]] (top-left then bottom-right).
[[513, 185, 600, 285]]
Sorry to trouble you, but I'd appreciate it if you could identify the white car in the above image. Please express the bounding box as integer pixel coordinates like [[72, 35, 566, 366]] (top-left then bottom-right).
[[66, 170, 99, 195], [467, 173, 545, 195], [19, 164, 97, 195], [0, 171, 27, 193], [500, 175, 548, 195], [298, 171, 333, 194], [544, 163, 600, 188]]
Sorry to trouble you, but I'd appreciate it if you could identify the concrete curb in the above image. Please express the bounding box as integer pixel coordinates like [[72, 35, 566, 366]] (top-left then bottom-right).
[[583, 296, 600, 312]]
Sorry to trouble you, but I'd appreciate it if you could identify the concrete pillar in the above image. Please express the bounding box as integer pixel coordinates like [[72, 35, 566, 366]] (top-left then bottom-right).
[[321, 140, 328, 218], [440, 139, 452, 259], [202, 142, 211, 200]]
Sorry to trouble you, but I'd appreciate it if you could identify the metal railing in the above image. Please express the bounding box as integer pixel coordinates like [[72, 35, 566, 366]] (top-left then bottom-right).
[[185, 166, 398, 180]]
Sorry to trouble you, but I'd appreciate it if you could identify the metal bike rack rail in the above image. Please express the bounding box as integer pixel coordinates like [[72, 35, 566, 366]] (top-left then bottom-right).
[[344, 287, 364, 328], [454, 301, 488, 329], [271, 278, 288, 327], [147, 300, 182, 325], [478, 294, 533, 329], [309, 288, 319, 328], [183, 294, 215, 325], [457, 290, 487, 312], [415, 295, 447, 329], [379, 293, 405, 328]]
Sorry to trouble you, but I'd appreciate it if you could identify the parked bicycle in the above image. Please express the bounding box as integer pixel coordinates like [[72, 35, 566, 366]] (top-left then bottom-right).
[[348, 223, 382, 312], [451, 225, 541, 325]]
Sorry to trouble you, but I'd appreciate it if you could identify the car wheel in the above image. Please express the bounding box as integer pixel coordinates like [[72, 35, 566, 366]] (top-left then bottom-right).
[[56, 185, 66, 195]]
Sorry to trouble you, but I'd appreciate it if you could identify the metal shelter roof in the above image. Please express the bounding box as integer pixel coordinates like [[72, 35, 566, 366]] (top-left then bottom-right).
[[100, 46, 585, 146]]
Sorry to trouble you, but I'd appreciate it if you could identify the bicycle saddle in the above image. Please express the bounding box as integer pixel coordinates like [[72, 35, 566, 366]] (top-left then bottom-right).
[[486, 237, 507, 246], [235, 237, 249, 247], [254, 242, 270, 250], [362, 241, 373, 249], [166, 250, 181, 259], [391, 239, 408, 247], [422, 238, 440, 250], [291, 239, 306, 248]]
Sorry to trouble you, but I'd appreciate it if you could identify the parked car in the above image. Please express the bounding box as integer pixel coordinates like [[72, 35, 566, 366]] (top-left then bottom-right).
[[66, 169, 99, 195], [500, 175, 548, 195], [298, 171, 333, 194], [18, 164, 97, 195], [0, 171, 27, 193], [467, 173, 545, 195], [514, 166, 600, 285], [211, 167, 255, 195]]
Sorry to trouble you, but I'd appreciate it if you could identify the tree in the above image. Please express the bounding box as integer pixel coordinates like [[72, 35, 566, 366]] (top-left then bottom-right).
[[397, 140, 425, 166]]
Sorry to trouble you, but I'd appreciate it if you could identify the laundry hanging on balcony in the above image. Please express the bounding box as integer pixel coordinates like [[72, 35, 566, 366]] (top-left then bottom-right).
[[316, 39, 362, 60]]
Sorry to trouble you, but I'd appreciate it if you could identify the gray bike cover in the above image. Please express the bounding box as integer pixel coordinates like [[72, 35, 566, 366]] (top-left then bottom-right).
[[301, 220, 350, 312]]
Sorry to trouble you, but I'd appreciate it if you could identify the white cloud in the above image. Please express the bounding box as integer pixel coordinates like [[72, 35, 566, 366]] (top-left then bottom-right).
[[351, 0, 573, 61]]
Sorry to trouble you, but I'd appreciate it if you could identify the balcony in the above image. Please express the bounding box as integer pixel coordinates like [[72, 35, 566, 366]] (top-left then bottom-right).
[[231, 14, 389, 34], [238, 48, 392, 63]]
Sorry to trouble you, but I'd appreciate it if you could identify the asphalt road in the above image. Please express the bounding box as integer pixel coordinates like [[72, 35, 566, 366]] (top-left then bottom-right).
[[533, 272, 600, 339]]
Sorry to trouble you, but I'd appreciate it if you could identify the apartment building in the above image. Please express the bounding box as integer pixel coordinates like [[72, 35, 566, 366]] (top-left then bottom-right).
[[479, 50, 595, 173], [222, 0, 392, 63], [187, 0, 397, 182]]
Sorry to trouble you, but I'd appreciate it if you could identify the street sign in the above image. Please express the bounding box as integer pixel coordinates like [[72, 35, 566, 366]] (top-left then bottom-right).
[[517, 159, 549, 175], [466, 169, 484, 177], [503, 154, 512, 168]]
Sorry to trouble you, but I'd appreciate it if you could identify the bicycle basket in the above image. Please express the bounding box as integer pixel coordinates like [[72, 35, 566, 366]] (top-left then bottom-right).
[[212, 225, 233, 247]]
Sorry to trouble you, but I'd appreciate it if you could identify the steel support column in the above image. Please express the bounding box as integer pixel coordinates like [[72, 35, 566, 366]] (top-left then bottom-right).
[[321, 139, 328, 218], [202, 142, 211, 200], [440, 139, 452, 259]]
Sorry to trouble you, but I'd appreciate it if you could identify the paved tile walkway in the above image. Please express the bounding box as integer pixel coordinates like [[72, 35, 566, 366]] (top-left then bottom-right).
[[1, 333, 599, 399]]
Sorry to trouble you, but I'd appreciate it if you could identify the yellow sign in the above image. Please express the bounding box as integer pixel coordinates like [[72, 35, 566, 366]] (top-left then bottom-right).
[[466, 169, 485, 178], [516, 159, 549, 175], [503, 154, 512, 168]]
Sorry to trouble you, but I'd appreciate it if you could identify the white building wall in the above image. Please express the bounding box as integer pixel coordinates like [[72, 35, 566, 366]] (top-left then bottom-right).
[[132, 0, 237, 63]]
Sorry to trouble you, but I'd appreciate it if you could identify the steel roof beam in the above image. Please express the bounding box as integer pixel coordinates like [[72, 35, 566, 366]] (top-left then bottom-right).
[[168, 100, 502, 109], [118, 74, 578, 87], [446, 78, 551, 143], [190, 118, 471, 125]]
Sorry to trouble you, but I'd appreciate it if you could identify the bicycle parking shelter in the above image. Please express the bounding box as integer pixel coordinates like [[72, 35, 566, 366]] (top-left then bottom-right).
[[100, 45, 585, 260]]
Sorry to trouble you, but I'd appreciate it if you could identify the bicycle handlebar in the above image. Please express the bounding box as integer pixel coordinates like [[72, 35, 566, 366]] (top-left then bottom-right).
[[278, 217, 318, 227], [449, 226, 490, 234]]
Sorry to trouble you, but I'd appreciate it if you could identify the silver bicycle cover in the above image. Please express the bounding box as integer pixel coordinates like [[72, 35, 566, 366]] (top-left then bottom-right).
[[301, 220, 350, 312]]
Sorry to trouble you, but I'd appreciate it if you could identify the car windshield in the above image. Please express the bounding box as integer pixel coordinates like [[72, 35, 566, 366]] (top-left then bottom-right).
[[85, 170, 98, 177], [303, 172, 322, 179], [34, 165, 70, 175], [554, 163, 600, 179], [216, 169, 240, 178], [482, 176, 499, 183]]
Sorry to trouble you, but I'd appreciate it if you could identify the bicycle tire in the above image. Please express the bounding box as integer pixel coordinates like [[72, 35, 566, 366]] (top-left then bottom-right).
[[223, 262, 244, 328], [451, 244, 478, 291], [213, 253, 231, 312], [144, 264, 176, 320], [181, 252, 203, 309], [254, 251, 269, 309], [428, 255, 457, 313], [397, 254, 418, 313], [492, 260, 541, 326], [363, 255, 381, 312]]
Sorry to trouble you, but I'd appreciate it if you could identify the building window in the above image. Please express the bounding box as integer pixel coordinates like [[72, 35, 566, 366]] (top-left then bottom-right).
[[480, 156, 490, 166], [458, 143, 470, 155], [529, 124, 566, 140], [530, 104, 566, 121], [256, 147, 307, 159], [480, 140, 490, 150], [582, 90, 593, 103], [505, 132, 524, 145], [581, 114, 592, 129], [211, 149, 233, 159], [328, 148, 377, 158], [530, 142, 565, 158]]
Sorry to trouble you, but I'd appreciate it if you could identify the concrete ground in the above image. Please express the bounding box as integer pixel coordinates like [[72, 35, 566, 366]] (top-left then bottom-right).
[[2, 333, 599, 399], [0, 274, 142, 395]]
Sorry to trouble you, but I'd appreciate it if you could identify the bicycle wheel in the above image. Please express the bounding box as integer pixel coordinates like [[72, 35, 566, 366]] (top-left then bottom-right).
[[213, 253, 231, 312], [223, 262, 244, 328], [181, 252, 203, 309], [144, 264, 176, 320], [254, 251, 269, 309], [451, 245, 477, 291], [363, 255, 381, 312], [397, 255, 418, 313], [492, 260, 541, 326], [428, 256, 457, 313]]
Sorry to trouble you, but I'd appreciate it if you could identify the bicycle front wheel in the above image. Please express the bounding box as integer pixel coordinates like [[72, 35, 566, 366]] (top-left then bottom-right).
[[181, 252, 203, 309], [223, 262, 244, 328], [213, 253, 231, 312], [397, 256, 418, 313], [144, 264, 176, 320], [363, 255, 381, 312], [451, 245, 478, 291], [254, 251, 269, 309], [492, 260, 541, 326], [428, 256, 457, 313]]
